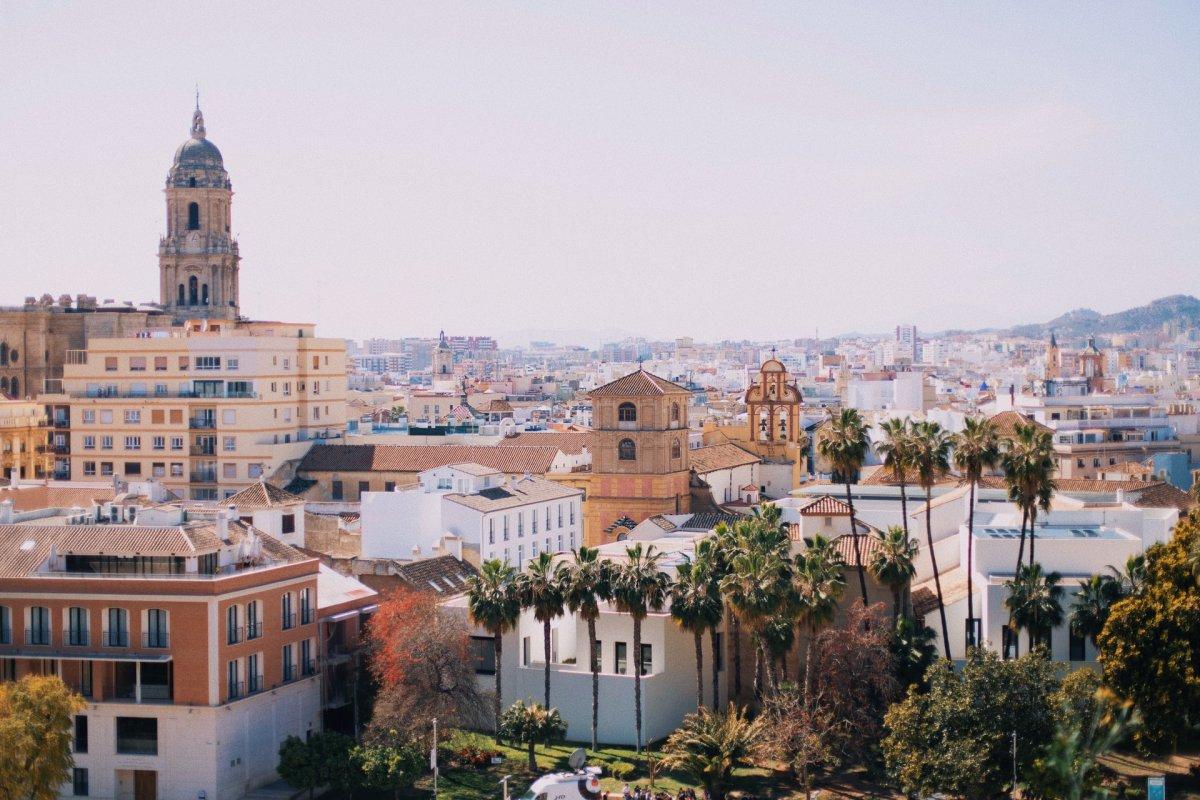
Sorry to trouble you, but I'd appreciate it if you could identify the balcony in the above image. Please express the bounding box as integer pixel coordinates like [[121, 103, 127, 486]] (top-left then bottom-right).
[[190, 471, 218, 484], [227, 681, 246, 702], [301, 660, 317, 677], [300, 607, 315, 625], [142, 631, 169, 649], [227, 626, 243, 645], [282, 663, 296, 683], [189, 445, 216, 456], [103, 630, 129, 648], [52, 444, 70, 455], [0, 626, 10, 645], [248, 673, 264, 694], [282, 613, 296, 631], [246, 621, 261, 640], [188, 418, 217, 430], [24, 628, 51, 646], [67, 629, 90, 647]]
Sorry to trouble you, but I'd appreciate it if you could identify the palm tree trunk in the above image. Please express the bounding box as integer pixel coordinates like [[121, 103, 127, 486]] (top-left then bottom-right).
[[494, 631, 504, 744], [731, 614, 742, 700], [633, 615, 644, 753], [845, 479, 869, 607], [966, 479, 977, 650], [710, 628, 720, 709], [892, 588, 901, 623], [542, 619, 551, 710], [752, 635, 762, 700], [1015, 505, 1029, 576], [1029, 508, 1037, 565], [588, 615, 598, 752], [804, 623, 817, 703], [899, 474, 909, 536], [528, 737, 536, 772], [693, 629, 704, 710], [926, 485, 951, 659]]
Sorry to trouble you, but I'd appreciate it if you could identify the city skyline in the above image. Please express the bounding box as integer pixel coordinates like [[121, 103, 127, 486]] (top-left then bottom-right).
[[1, 3, 1197, 342]]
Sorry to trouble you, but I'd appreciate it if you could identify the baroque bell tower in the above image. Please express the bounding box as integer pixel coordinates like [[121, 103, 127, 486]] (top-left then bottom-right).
[[159, 100, 240, 321]]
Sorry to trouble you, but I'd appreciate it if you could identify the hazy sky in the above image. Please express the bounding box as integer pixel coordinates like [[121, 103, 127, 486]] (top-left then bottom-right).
[[1, 4, 1197, 345]]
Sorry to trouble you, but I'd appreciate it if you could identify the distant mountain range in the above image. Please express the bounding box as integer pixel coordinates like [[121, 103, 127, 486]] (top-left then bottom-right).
[[1004, 294, 1200, 339]]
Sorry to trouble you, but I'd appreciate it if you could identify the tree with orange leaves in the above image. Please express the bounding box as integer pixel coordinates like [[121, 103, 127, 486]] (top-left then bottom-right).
[[366, 588, 488, 738]]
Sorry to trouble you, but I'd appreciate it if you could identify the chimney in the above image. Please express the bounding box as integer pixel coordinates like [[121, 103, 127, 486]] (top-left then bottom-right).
[[216, 509, 229, 541]]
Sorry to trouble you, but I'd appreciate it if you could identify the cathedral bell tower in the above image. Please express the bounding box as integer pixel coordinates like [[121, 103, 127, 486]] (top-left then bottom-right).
[[159, 101, 240, 321]]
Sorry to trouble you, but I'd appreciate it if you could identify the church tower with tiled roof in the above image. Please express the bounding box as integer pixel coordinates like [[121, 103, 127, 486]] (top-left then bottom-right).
[[159, 101, 240, 321], [584, 368, 692, 544]]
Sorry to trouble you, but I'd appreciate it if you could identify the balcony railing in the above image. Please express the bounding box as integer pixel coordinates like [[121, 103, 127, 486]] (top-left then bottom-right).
[[248, 674, 264, 694], [24, 628, 51, 646], [190, 471, 218, 484], [0, 626, 10, 645], [246, 621, 261, 640], [142, 631, 169, 649], [301, 660, 317, 676], [227, 681, 246, 702], [188, 419, 217, 430], [67, 629, 90, 647], [227, 626, 243, 645], [282, 663, 296, 683], [282, 613, 296, 631], [300, 607, 315, 625], [103, 630, 129, 647], [190, 445, 216, 456]]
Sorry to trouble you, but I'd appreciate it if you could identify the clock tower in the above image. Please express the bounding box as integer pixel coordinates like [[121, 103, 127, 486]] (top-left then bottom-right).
[[159, 101, 240, 321]]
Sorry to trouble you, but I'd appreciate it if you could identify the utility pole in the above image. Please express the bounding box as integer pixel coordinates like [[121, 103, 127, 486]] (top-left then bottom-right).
[[1011, 730, 1018, 798], [431, 717, 439, 799]]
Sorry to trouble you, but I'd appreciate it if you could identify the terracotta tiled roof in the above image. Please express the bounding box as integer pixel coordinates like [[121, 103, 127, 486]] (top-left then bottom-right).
[[689, 444, 760, 475], [648, 515, 678, 531], [0, 485, 116, 513], [988, 410, 1052, 439], [859, 465, 959, 487], [1129, 481, 1196, 511], [798, 495, 853, 516], [589, 369, 691, 398], [299, 444, 562, 475], [393, 555, 479, 595], [227, 480, 304, 510], [498, 431, 593, 455], [679, 512, 743, 530], [830, 531, 882, 567], [444, 475, 581, 512]]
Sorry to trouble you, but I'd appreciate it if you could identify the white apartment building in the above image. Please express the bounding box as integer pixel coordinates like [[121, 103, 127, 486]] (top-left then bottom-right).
[[45, 320, 347, 500], [360, 463, 583, 567]]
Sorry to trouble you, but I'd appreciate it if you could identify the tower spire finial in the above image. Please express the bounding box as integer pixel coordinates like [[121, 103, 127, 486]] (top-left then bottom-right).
[[190, 87, 206, 140]]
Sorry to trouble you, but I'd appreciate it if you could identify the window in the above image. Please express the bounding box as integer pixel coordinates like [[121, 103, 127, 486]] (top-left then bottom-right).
[[82, 410, 96, 424], [331, 481, 343, 501], [221, 436, 236, 452], [227, 358, 239, 371], [282, 643, 295, 682], [99, 409, 113, 424], [358, 480, 369, 497], [1069, 628, 1086, 661], [618, 402, 637, 422], [301, 639, 314, 674], [100, 462, 113, 477], [154, 356, 167, 371], [28, 606, 51, 645], [195, 356, 221, 371], [470, 636, 497, 675], [671, 438, 682, 459], [83, 461, 96, 477], [640, 643, 652, 676], [384, 481, 395, 492], [227, 659, 241, 700], [105, 608, 128, 647], [282, 514, 295, 535], [170, 436, 183, 451], [124, 462, 141, 476], [132, 611, 164, 652], [68, 607, 89, 646], [281, 593, 295, 630], [100, 436, 113, 450], [116, 717, 157, 755], [248, 653, 262, 693], [0, 606, 10, 644], [1002, 624, 1017, 660], [618, 438, 636, 460], [227, 605, 241, 644], [222, 463, 237, 480], [671, 402, 680, 423], [187, 201, 200, 230], [83, 435, 96, 450], [104, 357, 117, 372], [570, 503, 576, 525], [170, 462, 183, 477], [74, 715, 88, 753], [124, 436, 141, 450], [222, 409, 237, 425], [531, 510, 538, 534], [503, 516, 510, 540], [615, 642, 628, 675], [72, 768, 88, 797], [129, 357, 146, 372]]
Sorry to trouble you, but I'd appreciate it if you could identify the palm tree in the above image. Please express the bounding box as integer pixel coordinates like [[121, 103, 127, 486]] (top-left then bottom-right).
[[761, 615, 796, 682], [722, 548, 793, 698], [671, 555, 724, 711], [465, 559, 520, 742], [558, 546, 611, 751], [1069, 574, 1121, 648], [711, 523, 742, 700], [516, 551, 565, 710], [692, 537, 727, 709], [1005, 562, 1065, 655], [817, 407, 871, 606], [911, 420, 953, 658], [1002, 421, 1057, 574], [611, 543, 672, 752], [868, 525, 917, 623], [661, 704, 767, 800], [1106, 554, 1147, 597], [952, 416, 1000, 648], [876, 417, 915, 535], [793, 537, 845, 702]]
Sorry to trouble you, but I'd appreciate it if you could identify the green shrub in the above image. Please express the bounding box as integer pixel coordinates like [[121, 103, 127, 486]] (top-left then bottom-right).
[[609, 761, 637, 781]]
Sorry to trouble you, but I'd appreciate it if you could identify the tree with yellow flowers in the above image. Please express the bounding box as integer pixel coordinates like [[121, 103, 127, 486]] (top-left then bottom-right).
[[0, 675, 86, 800]]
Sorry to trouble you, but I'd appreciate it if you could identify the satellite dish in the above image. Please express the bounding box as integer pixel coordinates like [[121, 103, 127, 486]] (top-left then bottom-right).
[[568, 748, 587, 771]]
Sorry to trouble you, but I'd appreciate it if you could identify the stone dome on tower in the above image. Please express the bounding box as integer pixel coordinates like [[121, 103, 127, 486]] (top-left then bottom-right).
[[169, 105, 229, 188]]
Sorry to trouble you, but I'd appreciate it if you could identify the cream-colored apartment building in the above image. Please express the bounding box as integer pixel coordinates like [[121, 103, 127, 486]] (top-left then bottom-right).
[[44, 320, 347, 500]]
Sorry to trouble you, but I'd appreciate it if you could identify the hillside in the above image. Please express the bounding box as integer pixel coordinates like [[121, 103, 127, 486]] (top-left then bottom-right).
[[1008, 294, 1200, 338]]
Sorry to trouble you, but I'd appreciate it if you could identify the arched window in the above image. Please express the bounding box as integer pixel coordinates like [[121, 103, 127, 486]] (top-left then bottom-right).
[[201, 284, 209, 306], [618, 403, 637, 423], [0, 343, 7, 365], [618, 438, 636, 461], [177, 284, 185, 305], [9, 348, 16, 363], [671, 402, 680, 422], [187, 202, 200, 230], [10, 378, 18, 398], [188, 276, 199, 305], [671, 438, 681, 459], [189, 177, 197, 188], [0, 377, 8, 392]]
